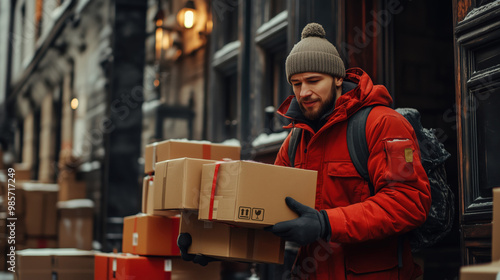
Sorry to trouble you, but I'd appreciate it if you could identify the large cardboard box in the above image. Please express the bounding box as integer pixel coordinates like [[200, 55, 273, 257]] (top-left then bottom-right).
[[460, 260, 500, 280], [23, 183, 59, 236], [180, 211, 284, 264], [141, 176, 176, 216], [153, 158, 216, 212], [16, 248, 94, 280], [94, 253, 221, 280], [122, 214, 180, 256], [493, 188, 500, 261], [199, 161, 317, 228], [144, 140, 240, 174], [57, 199, 94, 250]]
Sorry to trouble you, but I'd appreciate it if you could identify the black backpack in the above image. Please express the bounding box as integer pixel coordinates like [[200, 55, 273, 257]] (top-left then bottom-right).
[[287, 106, 454, 252]]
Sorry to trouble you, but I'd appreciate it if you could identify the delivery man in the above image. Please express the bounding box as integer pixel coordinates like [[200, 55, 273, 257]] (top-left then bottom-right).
[[265, 22, 431, 279]]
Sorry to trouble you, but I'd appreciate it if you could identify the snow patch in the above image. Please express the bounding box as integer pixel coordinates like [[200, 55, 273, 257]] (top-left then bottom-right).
[[57, 199, 94, 209], [22, 182, 59, 192], [252, 131, 288, 147]]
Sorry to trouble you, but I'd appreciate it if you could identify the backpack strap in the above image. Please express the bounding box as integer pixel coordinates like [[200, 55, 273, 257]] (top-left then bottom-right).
[[288, 127, 302, 168], [347, 106, 375, 196]]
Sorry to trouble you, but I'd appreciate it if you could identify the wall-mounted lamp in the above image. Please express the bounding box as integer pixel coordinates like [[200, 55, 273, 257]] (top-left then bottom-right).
[[177, 0, 196, 29], [154, 8, 182, 63]]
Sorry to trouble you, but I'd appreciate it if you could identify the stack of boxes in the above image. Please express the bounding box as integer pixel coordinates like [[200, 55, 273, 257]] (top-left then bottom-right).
[[460, 187, 500, 279], [117, 139, 317, 278], [22, 182, 59, 248], [0, 151, 95, 276], [95, 140, 243, 279]]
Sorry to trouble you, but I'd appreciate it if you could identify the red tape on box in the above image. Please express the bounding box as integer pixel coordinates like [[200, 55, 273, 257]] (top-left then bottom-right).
[[203, 144, 211, 159], [208, 163, 221, 221]]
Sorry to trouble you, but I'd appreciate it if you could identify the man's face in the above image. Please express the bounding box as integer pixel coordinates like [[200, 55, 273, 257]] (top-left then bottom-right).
[[290, 72, 343, 120]]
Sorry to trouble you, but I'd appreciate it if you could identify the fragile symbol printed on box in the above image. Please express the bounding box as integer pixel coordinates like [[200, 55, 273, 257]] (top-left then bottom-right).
[[252, 208, 264, 221], [238, 207, 251, 219], [238, 206, 265, 221]]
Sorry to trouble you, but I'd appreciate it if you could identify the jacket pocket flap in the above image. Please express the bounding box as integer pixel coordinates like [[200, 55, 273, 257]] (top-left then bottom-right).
[[345, 240, 399, 274], [327, 161, 361, 178]]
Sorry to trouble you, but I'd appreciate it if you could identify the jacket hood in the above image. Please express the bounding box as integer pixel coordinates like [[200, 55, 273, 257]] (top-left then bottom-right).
[[277, 68, 393, 130]]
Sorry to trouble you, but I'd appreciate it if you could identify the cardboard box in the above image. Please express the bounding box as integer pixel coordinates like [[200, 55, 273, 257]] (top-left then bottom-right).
[[199, 161, 317, 228], [180, 211, 284, 264], [12, 163, 32, 181], [16, 248, 94, 280], [23, 182, 59, 236], [94, 253, 221, 280], [1, 180, 26, 217], [58, 178, 86, 201], [460, 260, 500, 280], [153, 158, 216, 212], [24, 237, 58, 249], [57, 199, 94, 250], [144, 140, 240, 174], [141, 176, 177, 216], [493, 188, 500, 261], [122, 214, 180, 256]]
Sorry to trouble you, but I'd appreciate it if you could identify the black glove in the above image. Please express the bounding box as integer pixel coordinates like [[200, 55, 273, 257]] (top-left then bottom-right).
[[265, 197, 331, 246], [177, 233, 218, 266]]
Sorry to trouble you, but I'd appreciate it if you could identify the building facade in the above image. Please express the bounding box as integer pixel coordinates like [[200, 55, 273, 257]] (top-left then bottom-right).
[[1, 0, 499, 279]]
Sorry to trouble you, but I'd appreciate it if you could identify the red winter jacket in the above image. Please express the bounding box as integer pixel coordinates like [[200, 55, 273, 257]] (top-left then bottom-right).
[[274, 68, 431, 280]]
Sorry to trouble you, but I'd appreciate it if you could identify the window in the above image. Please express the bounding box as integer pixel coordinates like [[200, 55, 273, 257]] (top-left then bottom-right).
[[256, 10, 288, 133], [214, 6, 238, 50], [35, 0, 43, 40], [264, 49, 288, 133], [223, 72, 238, 139]]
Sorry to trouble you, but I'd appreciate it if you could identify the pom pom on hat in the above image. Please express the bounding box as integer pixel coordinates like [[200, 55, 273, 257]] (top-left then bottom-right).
[[301, 23, 326, 39]]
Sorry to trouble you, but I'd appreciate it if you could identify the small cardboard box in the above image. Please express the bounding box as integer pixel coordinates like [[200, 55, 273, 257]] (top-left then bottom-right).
[[180, 211, 284, 264], [122, 214, 180, 256], [57, 199, 94, 250], [141, 176, 177, 216], [199, 161, 317, 228], [493, 188, 500, 261], [16, 248, 94, 280], [153, 158, 216, 212], [94, 253, 221, 280], [460, 260, 500, 280], [23, 182, 59, 236], [144, 140, 240, 174]]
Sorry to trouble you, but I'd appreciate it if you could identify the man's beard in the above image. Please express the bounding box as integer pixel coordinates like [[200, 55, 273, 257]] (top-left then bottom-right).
[[299, 85, 337, 121]]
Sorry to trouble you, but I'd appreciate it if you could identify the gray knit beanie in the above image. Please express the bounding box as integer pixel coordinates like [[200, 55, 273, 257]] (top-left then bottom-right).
[[285, 23, 345, 83]]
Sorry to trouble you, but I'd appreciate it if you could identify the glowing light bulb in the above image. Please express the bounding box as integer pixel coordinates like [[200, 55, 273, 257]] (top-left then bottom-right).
[[71, 98, 79, 110]]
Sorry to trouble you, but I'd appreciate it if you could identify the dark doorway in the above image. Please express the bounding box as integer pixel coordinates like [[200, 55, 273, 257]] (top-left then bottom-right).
[[392, 1, 460, 279]]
